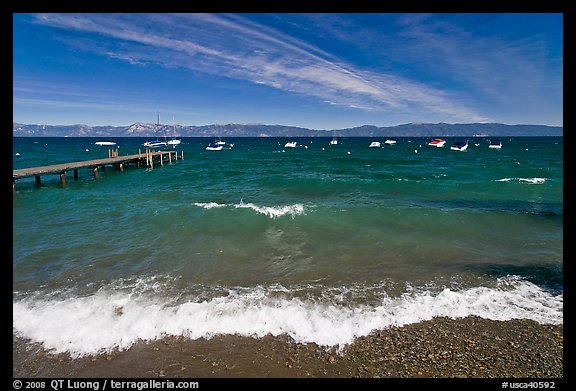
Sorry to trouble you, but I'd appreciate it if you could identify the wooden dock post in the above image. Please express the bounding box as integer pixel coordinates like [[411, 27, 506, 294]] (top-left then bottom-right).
[[74, 169, 79, 180], [59, 171, 66, 187], [35, 175, 41, 186], [93, 167, 99, 178], [168, 151, 172, 163]]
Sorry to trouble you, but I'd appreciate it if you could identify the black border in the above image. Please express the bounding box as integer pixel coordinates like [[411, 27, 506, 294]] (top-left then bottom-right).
[[8, 1, 572, 388]]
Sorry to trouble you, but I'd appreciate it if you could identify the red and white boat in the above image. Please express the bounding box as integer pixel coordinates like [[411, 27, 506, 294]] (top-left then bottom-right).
[[428, 138, 446, 147]]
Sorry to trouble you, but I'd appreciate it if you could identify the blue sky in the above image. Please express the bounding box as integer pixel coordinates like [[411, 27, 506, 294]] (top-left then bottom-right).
[[13, 13, 563, 129]]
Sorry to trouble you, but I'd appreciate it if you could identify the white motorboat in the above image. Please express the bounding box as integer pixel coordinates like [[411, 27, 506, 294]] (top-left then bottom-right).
[[488, 140, 502, 149], [95, 141, 116, 146], [384, 139, 397, 145], [369, 141, 381, 148], [450, 140, 469, 151], [284, 141, 297, 148], [206, 142, 223, 151], [428, 138, 446, 147]]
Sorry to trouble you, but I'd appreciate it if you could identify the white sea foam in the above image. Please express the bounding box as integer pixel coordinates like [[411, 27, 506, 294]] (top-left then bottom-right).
[[193, 201, 306, 219], [234, 201, 305, 219], [13, 278, 562, 358], [495, 177, 547, 184], [193, 202, 228, 209], [519, 177, 547, 184]]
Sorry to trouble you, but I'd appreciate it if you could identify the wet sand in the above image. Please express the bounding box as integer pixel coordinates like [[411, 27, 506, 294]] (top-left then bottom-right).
[[13, 316, 562, 378]]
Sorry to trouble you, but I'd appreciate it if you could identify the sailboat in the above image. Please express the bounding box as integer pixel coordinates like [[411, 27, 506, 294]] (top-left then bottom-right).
[[167, 138, 181, 147], [167, 137, 181, 147], [143, 112, 167, 149], [143, 139, 166, 148], [167, 117, 181, 148]]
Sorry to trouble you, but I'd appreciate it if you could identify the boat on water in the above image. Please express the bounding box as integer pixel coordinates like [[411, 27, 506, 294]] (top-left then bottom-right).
[[167, 138, 181, 147], [384, 139, 397, 145], [143, 112, 167, 149], [143, 139, 167, 148], [206, 142, 223, 151], [284, 141, 297, 148], [167, 119, 181, 147], [428, 138, 446, 147], [369, 141, 381, 148], [450, 140, 469, 151], [488, 139, 502, 149], [330, 137, 338, 145], [95, 141, 116, 146]]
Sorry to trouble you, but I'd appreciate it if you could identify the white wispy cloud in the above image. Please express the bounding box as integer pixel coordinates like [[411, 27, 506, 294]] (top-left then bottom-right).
[[394, 14, 562, 109], [30, 13, 495, 122], [265, 13, 561, 124]]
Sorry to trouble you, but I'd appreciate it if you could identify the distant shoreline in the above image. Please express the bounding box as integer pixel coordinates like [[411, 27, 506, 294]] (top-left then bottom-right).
[[12, 122, 563, 138], [12, 135, 564, 137]]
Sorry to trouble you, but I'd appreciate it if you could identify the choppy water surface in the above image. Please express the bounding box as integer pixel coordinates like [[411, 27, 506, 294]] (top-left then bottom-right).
[[13, 136, 563, 356]]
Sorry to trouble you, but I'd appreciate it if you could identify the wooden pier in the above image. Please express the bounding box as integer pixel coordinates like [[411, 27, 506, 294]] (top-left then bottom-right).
[[13, 148, 183, 192]]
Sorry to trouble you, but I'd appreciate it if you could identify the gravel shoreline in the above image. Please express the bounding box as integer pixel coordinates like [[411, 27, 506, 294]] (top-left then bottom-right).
[[13, 316, 563, 379]]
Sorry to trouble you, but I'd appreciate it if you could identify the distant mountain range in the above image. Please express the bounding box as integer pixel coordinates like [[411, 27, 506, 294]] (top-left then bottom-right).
[[12, 122, 563, 138]]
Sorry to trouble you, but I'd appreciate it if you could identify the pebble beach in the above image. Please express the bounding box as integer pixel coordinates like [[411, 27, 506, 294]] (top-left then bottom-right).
[[13, 316, 563, 379]]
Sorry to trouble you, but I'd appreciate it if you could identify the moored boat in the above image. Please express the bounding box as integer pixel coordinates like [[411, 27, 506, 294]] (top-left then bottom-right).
[[428, 138, 446, 147], [450, 140, 469, 151], [143, 139, 167, 148], [206, 142, 223, 151], [143, 112, 167, 149], [167, 138, 181, 147], [489, 139, 502, 149]]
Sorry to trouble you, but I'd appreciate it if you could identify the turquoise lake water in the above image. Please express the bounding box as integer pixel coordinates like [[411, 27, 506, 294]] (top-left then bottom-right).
[[13, 136, 563, 356]]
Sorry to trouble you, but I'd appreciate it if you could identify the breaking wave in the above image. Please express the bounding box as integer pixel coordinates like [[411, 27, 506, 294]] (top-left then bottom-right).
[[194, 201, 306, 219], [13, 276, 562, 358]]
